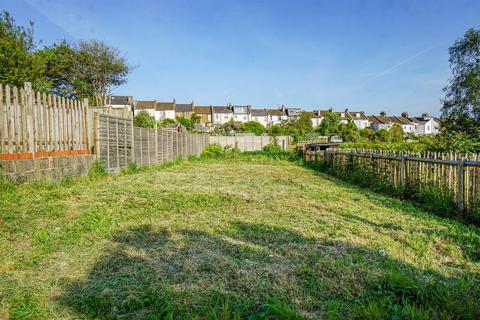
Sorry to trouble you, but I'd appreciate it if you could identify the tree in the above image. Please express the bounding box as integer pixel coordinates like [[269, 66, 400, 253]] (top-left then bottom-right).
[[339, 122, 361, 142], [360, 127, 374, 141], [295, 112, 313, 133], [176, 116, 194, 131], [190, 113, 201, 124], [317, 112, 340, 136], [374, 129, 392, 142], [0, 10, 47, 90], [241, 121, 266, 135], [441, 28, 480, 136], [75, 40, 133, 106], [389, 124, 404, 143], [268, 124, 288, 136], [133, 111, 155, 128], [40, 41, 80, 98]]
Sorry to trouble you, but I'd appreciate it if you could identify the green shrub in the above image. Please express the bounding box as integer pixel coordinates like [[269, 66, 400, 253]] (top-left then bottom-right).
[[133, 110, 155, 128], [202, 144, 226, 159], [121, 161, 140, 175], [88, 160, 108, 180]]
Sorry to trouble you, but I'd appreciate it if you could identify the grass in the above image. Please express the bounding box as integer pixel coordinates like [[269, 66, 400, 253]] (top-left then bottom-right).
[[0, 155, 479, 319]]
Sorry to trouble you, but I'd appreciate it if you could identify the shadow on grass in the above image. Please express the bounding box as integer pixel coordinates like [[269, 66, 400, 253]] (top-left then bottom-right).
[[59, 222, 479, 319]]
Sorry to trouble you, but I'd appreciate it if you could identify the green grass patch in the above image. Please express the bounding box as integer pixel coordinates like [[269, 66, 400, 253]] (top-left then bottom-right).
[[0, 156, 479, 319]]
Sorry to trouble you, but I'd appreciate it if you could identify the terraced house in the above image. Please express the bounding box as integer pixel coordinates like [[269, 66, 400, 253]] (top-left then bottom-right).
[[232, 105, 251, 123], [251, 109, 269, 127]]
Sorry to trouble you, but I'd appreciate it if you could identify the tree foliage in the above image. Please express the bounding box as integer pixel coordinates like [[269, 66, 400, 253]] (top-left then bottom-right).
[[389, 124, 404, 143], [317, 112, 340, 136], [133, 111, 155, 128], [241, 121, 266, 135], [0, 10, 133, 104], [0, 10, 47, 89], [442, 28, 480, 136], [295, 112, 313, 133]]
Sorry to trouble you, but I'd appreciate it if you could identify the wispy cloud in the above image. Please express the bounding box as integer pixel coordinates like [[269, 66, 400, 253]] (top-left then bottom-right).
[[369, 47, 433, 81]]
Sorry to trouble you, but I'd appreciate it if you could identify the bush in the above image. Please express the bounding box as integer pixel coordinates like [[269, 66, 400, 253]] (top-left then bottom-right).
[[88, 160, 108, 180], [133, 111, 155, 128], [201, 144, 240, 159]]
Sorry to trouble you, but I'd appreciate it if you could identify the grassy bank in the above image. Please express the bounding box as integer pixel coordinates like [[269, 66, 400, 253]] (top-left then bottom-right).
[[1, 156, 479, 319]]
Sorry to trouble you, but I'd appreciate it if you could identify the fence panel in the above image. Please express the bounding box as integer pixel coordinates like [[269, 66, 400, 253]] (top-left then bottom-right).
[[97, 114, 209, 172], [1, 82, 90, 158]]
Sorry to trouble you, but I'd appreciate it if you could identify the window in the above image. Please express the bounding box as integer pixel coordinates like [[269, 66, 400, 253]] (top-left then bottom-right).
[[243, 116, 247, 120], [215, 114, 219, 119]]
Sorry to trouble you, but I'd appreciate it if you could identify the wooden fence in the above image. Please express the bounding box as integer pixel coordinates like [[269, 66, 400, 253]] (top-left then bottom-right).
[[96, 114, 209, 172], [304, 148, 480, 215], [0, 82, 90, 159]]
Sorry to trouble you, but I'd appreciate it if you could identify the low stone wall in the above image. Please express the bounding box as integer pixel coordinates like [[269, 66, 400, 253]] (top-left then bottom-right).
[[0, 154, 95, 183]]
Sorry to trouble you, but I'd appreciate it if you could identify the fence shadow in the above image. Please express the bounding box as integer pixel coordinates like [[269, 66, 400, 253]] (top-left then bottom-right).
[[59, 222, 479, 319]]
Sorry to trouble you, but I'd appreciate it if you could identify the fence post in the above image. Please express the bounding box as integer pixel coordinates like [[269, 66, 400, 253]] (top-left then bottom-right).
[[400, 157, 406, 189], [131, 117, 135, 164], [154, 121, 158, 164], [457, 157, 466, 212], [93, 112, 99, 156], [24, 82, 35, 155]]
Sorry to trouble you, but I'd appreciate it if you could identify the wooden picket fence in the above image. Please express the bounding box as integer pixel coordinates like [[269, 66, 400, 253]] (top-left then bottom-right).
[[304, 148, 480, 216], [0, 82, 90, 159]]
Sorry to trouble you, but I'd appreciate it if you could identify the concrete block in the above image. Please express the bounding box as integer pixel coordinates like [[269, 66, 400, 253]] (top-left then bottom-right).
[[0, 160, 16, 173]]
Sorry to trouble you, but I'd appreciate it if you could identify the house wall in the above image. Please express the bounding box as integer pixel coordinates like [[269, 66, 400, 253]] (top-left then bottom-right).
[[252, 116, 269, 128], [213, 113, 233, 125], [233, 114, 250, 123], [353, 120, 370, 130]]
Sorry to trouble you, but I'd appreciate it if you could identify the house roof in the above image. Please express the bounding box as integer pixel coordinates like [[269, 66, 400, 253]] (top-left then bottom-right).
[[232, 105, 250, 114], [368, 115, 391, 125], [175, 103, 193, 113], [193, 106, 211, 114], [135, 100, 155, 110], [108, 95, 132, 105], [155, 101, 174, 111], [388, 116, 413, 125], [212, 106, 232, 113], [334, 111, 348, 120], [317, 110, 332, 117], [348, 111, 368, 120], [266, 109, 284, 116], [251, 109, 268, 116]]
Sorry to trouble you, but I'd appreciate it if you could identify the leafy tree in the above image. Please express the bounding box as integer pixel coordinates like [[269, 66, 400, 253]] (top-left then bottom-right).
[[389, 124, 404, 143], [75, 40, 133, 106], [0, 10, 47, 90], [190, 112, 201, 124], [441, 28, 480, 136], [360, 127, 374, 141], [133, 110, 155, 128], [317, 112, 340, 136], [268, 125, 288, 136], [176, 116, 194, 131], [339, 122, 361, 142], [158, 118, 176, 128], [295, 112, 313, 133], [221, 119, 243, 133], [40, 41, 80, 98], [241, 121, 266, 135], [374, 129, 392, 142]]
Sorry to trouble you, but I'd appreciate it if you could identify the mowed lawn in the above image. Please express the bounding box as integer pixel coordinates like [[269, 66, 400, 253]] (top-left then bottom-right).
[[1, 156, 479, 319]]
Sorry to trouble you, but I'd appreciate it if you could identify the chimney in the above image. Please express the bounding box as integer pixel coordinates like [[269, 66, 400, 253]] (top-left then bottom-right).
[[401, 112, 409, 118], [380, 111, 386, 117], [328, 108, 333, 112]]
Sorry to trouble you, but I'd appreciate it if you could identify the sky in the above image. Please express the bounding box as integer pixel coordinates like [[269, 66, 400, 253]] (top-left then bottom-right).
[[3, 0, 480, 115]]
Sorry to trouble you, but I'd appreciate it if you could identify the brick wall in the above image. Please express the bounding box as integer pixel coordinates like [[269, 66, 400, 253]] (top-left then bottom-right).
[[0, 154, 95, 183]]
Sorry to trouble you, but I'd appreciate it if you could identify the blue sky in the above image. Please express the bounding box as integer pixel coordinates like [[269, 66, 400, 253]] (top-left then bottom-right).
[[3, 0, 480, 115]]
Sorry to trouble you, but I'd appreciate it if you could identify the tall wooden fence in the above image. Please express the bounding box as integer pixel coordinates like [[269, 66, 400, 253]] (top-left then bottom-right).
[[304, 148, 480, 216], [0, 82, 90, 159], [96, 114, 209, 172]]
